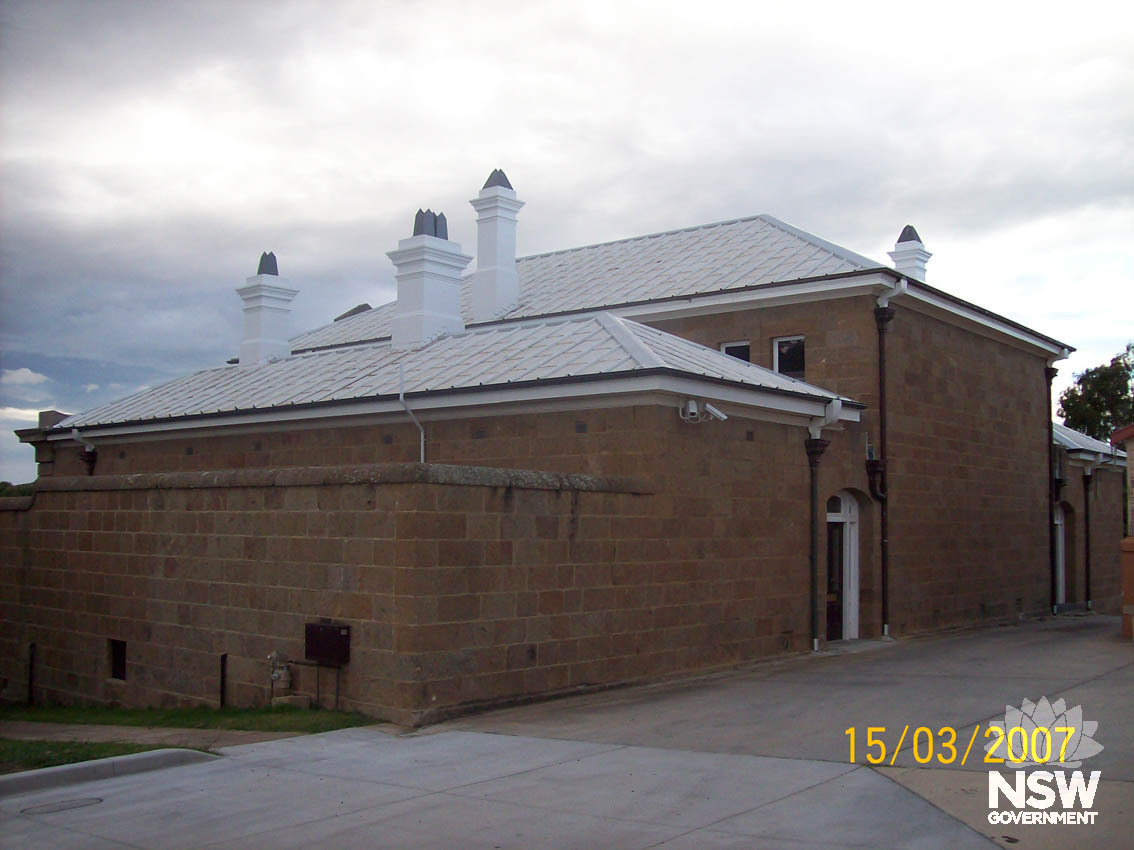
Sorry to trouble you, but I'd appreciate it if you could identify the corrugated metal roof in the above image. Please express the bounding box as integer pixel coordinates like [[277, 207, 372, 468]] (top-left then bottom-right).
[[290, 214, 881, 352], [59, 314, 852, 429], [1053, 422, 1127, 460]]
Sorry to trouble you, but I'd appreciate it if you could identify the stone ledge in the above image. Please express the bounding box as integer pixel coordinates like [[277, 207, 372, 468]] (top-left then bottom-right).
[[33, 463, 653, 496], [0, 496, 34, 512]]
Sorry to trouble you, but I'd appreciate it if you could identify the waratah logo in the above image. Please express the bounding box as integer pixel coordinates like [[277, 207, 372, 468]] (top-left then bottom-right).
[[985, 696, 1103, 768]]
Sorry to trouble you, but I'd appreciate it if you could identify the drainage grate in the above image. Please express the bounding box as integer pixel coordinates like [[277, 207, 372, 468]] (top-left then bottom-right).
[[21, 798, 103, 815]]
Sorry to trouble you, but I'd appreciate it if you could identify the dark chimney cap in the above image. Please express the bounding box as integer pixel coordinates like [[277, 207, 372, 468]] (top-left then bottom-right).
[[257, 251, 279, 275], [897, 225, 922, 244], [412, 209, 448, 239], [483, 168, 513, 190]]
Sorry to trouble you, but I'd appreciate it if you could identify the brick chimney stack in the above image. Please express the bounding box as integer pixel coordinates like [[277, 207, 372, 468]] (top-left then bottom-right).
[[470, 169, 524, 323]]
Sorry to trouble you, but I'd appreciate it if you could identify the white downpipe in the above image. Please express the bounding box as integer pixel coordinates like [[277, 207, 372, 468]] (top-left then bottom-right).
[[808, 398, 843, 439], [70, 428, 95, 452], [876, 276, 907, 309], [398, 363, 425, 463]]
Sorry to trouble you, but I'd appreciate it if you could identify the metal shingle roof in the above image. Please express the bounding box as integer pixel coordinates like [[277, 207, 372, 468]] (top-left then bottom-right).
[[59, 314, 852, 429], [1053, 422, 1127, 460], [289, 214, 881, 352]]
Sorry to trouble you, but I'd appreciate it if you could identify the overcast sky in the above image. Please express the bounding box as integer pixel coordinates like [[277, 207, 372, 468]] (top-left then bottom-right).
[[2, 0, 1132, 482]]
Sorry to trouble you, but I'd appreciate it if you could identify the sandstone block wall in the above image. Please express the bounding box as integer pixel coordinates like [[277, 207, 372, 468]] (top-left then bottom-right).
[[649, 296, 1122, 633], [886, 308, 1051, 630], [648, 294, 880, 410], [3, 406, 867, 724]]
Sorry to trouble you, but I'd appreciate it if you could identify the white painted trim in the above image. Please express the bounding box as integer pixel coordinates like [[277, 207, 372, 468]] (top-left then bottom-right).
[[611, 275, 1067, 359], [827, 491, 860, 640], [901, 284, 1067, 358], [295, 269, 1069, 361], [1064, 450, 1126, 469], [42, 373, 860, 443], [719, 340, 751, 361], [614, 276, 889, 324], [772, 335, 805, 376]]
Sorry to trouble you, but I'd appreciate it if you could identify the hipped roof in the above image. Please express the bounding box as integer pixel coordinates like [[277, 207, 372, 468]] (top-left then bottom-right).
[[56, 313, 857, 431], [291, 214, 878, 352]]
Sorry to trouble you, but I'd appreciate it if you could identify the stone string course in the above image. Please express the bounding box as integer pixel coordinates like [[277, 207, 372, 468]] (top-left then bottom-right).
[[31, 463, 651, 496]]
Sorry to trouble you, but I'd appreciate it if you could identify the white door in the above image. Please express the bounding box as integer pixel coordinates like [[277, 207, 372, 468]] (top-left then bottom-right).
[[825, 492, 860, 640]]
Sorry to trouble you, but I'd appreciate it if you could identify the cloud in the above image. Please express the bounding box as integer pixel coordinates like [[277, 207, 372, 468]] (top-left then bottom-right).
[[83, 383, 99, 392], [1, 367, 49, 385], [0, 0, 1131, 456], [0, 406, 40, 422]]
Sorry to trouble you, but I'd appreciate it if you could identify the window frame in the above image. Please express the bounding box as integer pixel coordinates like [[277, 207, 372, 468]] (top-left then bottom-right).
[[772, 335, 805, 379], [719, 340, 751, 362]]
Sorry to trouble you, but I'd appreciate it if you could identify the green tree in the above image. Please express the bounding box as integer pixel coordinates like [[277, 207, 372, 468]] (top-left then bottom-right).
[[1058, 343, 1134, 441]]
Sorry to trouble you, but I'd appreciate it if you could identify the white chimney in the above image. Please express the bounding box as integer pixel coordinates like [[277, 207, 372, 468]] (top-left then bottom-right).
[[887, 225, 932, 282], [236, 252, 298, 364], [388, 209, 472, 349], [470, 169, 524, 323]]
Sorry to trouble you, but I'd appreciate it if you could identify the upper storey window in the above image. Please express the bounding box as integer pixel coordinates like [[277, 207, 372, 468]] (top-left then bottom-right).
[[774, 336, 805, 380], [720, 340, 750, 362]]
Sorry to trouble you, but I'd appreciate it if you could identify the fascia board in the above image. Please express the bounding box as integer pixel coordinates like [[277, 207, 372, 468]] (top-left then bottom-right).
[[293, 270, 1070, 363], [290, 272, 894, 354], [1065, 448, 1127, 468], [611, 275, 890, 323], [899, 284, 1069, 358], [41, 373, 847, 443]]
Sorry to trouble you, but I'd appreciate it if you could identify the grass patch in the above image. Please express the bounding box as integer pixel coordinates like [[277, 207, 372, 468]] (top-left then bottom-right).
[[0, 703, 372, 734], [0, 739, 170, 775]]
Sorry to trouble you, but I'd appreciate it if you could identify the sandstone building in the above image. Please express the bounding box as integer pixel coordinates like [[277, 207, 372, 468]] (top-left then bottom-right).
[[2, 170, 1126, 724]]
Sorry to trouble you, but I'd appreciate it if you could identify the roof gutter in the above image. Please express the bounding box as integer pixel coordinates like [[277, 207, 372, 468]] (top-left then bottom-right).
[[31, 369, 861, 444], [294, 267, 1073, 359], [889, 271, 1073, 355], [292, 268, 893, 355]]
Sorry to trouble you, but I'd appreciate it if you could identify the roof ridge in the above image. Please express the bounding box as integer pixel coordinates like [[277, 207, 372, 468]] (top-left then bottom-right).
[[595, 313, 666, 369], [756, 214, 881, 270], [515, 213, 772, 263]]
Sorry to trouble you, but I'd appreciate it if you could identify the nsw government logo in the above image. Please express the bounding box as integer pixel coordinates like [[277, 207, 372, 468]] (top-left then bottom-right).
[[985, 696, 1104, 827]]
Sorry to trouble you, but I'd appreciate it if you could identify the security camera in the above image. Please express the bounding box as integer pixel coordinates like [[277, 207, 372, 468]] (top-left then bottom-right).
[[703, 403, 727, 421], [684, 399, 699, 418]]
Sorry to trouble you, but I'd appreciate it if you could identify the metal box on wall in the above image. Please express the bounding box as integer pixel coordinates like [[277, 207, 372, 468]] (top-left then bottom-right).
[[304, 622, 350, 667]]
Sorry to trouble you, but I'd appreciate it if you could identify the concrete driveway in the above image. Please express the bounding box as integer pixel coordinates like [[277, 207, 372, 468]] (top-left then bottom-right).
[[2, 616, 1129, 849]]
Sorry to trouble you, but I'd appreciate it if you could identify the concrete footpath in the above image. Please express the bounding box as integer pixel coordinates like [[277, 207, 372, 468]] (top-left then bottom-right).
[[1, 616, 1129, 849]]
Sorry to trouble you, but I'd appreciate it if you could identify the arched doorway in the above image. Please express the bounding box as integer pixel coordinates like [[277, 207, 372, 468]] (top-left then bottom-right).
[[826, 491, 860, 640]]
